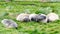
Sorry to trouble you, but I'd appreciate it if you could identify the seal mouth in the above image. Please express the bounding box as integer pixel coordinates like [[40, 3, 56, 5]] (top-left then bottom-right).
[[38, 16, 46, 21]]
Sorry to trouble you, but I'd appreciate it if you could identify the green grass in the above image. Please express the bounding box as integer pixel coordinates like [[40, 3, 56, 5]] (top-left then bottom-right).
[[0, 1, 60, 34]]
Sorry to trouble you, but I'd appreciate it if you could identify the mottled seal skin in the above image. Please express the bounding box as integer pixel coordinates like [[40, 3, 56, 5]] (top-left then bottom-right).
[[37, 14, 46, 20], [38, 14, 48, 23], [1, 19, 18, 29]]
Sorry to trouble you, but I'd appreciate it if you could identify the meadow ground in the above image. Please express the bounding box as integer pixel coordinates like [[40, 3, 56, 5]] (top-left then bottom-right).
[[0, 1, 60, 34]]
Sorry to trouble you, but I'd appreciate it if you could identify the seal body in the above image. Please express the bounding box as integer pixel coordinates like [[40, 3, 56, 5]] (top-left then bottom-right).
[[16, 13, 30, 22], [29, 14, 47, 23], [38, 14, 48, 23], [29, 14, 38, 22], [1, 19, 18, 29], [47, 13, 59, 22]]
